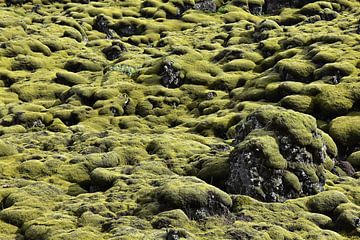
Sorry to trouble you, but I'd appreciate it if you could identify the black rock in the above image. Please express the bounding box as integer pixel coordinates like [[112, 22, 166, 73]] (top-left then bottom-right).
[[194, 0, 216, 12], [226, 106, 330, 202], [93, 15, 113, 39], [160, 60, 183, 88], [102, 41, 126, 61]]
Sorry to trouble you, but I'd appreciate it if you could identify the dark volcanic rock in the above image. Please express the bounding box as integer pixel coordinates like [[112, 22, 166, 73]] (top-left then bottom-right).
[[102, 41, 126, 61], [93, 15, 113, 39], [194, 0, 217, 12], [226, 106, 333, 202], [264, 0, 316, 14], [160, 60, 183, 88]]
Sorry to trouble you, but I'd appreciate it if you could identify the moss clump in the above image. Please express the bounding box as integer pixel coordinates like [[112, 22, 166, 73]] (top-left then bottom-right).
[[329, 116, 360, 152], [276, 59, 315, 82], [346, 151, 360, 169], [0, 140, 17, 157], [151, 209, 189, 229], [279, 95, 313, 114], [154, 176, 232, 219], [55, 71, 89, 86], [223, 59, 256, 72], [307, 190, 349, 215], [227, 105, 330, 202]]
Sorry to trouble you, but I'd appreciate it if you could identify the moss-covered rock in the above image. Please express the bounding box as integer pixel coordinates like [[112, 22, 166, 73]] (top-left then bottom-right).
[[0, 140, 17, 157], [227, 106, 330, 202], [307, 190, 349, 215], [154, 176, 232, 219]]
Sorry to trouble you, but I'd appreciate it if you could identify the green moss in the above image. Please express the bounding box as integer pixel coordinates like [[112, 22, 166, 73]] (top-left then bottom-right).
[[307, 190, 349, 214], [283, 170, 301, 192], [346, 151, 360, 169], [223, 59, 256, 72], [0, 140, 18, 157], [239, 132, 287, 169], [151, 209, 189, 228], [154, 176, 232, 214], [313, 84, 357, 119], [314, 62, 356, 80], [48, 118, 68, 132], [55, 71, 89, 86], [329, 116, 360, 148], [0, 206, 45, 227], [276, 59, 315, 82], [279, 95, 313, 114], [18, 160, 49, 179]]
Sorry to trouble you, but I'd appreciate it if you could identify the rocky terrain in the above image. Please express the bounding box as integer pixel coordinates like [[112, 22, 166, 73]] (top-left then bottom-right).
[[0, 0, 360, 239]]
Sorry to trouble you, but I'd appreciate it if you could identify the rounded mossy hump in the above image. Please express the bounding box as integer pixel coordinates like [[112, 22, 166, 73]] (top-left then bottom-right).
[[223, 59, 256, 72], [154, 176, 232, 219], [333, 203, 360, 232], [279, 94, 314, 114], [329, 116, 360, 155], [0, 140, 18, 157], [307, 190, 348, 215], [151, 209, 189, 229], [55, 71, 89, 87], [275, 59, 315, 83], [227, 106, 332, 202], [312, 84, 358, 120]]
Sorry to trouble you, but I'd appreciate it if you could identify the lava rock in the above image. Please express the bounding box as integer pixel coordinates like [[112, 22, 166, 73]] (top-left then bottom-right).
[[93, 15, 113, 39], [154, 177, 232, 220], [226, 106, 331, 202], [102, 41, 126, 61], [194, 0, 216, 12], [264, 0, 316, 14], [160, 60, 183, 88]]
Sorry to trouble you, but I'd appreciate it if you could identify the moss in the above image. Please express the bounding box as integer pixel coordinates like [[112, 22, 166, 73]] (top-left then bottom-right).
[[58, 163, 91, 185], [0, 140, 18, 157], [18, 160, 49, 179], [48, 118, 68, 132], [302, 212, 333, 228], [11, 82, 69, 102], [239, 132, 287, 169], [279, 95, 313, 114], [196, 156, 230, 186], [55, 71, 89, 86], [151, 209, 189, 229], [314, 62, 356, 80], [276, 59, 315, 82], [329, 116, 360, 149], [154, 176, 232, 215], [223, 59, 256, 72], [346, 151, 360, 169], [283, 170, 301, 192], [64, 59, 102, 73], [307, 190, 349, 215], [313, 84, 357, 119], [90, 167, 121, 189], [0, 206, 45, 227]]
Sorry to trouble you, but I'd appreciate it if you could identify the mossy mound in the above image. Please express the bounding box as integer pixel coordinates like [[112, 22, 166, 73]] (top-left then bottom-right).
[[154, 176, 232, 219], [1, 0, 360, 238], [227, 105, 330, 202]]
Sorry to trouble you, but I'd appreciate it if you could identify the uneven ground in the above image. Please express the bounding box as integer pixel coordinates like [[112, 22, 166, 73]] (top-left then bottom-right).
[[0, 0, 360, 239]]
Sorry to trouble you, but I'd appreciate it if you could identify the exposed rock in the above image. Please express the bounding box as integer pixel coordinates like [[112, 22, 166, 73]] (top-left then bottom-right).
[[154, 177, 232, 220], [102, 41, 126, 61], [93, 15, 113, 39], [160, 60, 183, 88], [226, 106, 330, 202], [194, 0, 217, 12]]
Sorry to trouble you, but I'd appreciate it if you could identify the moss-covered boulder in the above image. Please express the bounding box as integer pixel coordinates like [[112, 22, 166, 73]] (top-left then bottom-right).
[[227, 106, 331, 202], [307, 190, 348, 215], [154, 176, 232, 219], [0, 140, 17, 157]]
